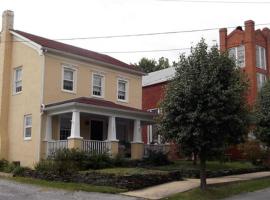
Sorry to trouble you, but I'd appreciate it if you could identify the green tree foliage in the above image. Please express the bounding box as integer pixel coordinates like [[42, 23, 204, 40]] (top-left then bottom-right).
[[159, 39, 249, 189], [255, 81, 270, 147], [135, 57, 172, 73]]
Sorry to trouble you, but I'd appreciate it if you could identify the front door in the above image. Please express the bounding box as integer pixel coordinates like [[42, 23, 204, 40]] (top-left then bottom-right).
[[90, 120, 103, 140]]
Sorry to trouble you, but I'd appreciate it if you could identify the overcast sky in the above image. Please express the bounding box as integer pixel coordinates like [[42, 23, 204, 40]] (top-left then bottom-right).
[[1, 0, 269, 64]]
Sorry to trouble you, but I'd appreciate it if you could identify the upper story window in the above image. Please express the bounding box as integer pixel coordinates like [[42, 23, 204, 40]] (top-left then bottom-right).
[[92, 73, 104, 97], [228, 45, 245, 68], [257, 73, 267, 91], [24, 114, 32, 140], [256, 45, 266, 70], [13, 67, 22, 94], [62, 66, 76, 93], [117, 79, 128, 102]]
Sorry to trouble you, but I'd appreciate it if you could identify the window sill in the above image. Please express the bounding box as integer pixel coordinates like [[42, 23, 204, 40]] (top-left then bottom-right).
[[61, 89, 76, 94], [24, 138, 32, 141], [117, 99, 128, 103], [12, 91, 22, 96], [91, 94, 104, 99]]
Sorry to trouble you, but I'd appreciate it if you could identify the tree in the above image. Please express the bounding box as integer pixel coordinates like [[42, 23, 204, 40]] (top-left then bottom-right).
[[135, 57, 171, 73], [159, 39, 249, 189], [254, 81, 270, 147]]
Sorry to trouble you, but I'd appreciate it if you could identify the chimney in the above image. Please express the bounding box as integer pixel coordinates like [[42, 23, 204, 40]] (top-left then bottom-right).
[[219, 28, 227, 52], [1, 10, 14, 32], [244, 20, 255, 41]]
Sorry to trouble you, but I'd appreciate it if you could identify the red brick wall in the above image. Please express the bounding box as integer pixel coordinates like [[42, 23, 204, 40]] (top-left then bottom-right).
[[142, 82, 168, 143], [142, 82, 168, 110]]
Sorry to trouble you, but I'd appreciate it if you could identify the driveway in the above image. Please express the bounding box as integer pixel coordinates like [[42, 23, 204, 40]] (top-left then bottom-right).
[[224, 188, 270, 200], [0, 178, 141, 200]]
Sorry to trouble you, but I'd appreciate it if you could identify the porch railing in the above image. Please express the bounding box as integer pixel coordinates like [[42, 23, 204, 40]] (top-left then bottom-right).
[[47, 140, 68, 157], [144, 144, 170, 157], [82, 140, 111, 155]]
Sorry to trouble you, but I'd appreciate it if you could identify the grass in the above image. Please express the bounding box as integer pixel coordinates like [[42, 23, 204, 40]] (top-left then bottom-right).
[[90, 167, 168, 176], [6, 176, 127, 194], [163, 178, 270, 200], [154, 160, 255, 171]]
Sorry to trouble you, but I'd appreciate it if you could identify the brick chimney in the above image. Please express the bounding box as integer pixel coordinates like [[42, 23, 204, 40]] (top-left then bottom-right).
[[219, 28, 227, 52], [1, 10, 14, 32]]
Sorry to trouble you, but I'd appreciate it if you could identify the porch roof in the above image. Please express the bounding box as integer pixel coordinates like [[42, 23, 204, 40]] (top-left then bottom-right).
[[44, 97, 156, 122]]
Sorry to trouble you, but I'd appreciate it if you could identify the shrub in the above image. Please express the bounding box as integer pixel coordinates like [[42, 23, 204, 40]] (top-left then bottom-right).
[[239, 140, 267, 165], [82, 152, 112, 169], [12, 166, 29, 176], [0, 159, 9, 171], [143, 150, 171, 166]]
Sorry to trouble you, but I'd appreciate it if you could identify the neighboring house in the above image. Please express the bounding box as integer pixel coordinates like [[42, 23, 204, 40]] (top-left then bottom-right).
[[142, 20, 270, 160], [142, 67, 176, 144], [220, 20, 269, 105], [0, 10, 155, 167]]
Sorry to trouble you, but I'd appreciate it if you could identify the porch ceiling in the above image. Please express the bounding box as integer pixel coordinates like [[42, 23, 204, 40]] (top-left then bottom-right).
[[44, 97, 155, 123]]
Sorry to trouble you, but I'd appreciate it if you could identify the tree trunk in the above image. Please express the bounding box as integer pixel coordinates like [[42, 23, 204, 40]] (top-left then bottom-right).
[[193, 152, 197, 165], [200, 157, 207, 190]]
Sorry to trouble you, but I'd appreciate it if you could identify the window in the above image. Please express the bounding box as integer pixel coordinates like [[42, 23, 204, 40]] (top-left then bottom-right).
[[60, 117, 71, 140], [256, 45, 266, 69], [117, 79, 128, 101], [62, 66, 76, 92], [228, 45, 245, 68], [24, 115, 32, 140], [13, 67, 22, 94], [257, 73, 267, 91], [92, 73, 104, 97]]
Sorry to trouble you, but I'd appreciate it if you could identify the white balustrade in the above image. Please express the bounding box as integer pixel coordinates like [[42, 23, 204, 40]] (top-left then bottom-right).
[[47, 140, 68, 157], [82, 140, 111, 154]]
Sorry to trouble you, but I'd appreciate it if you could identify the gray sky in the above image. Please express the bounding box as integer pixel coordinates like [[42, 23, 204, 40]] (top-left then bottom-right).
[[1, 0, 269, 64]]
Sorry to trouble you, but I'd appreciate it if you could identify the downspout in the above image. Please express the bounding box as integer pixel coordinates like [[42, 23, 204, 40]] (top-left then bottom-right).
[[37, 48, 46, 162]]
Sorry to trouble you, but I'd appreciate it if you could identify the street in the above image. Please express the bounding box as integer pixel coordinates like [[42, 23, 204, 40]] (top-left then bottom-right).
[[225, 188, 270, 200], [0, 178, 140, 200]]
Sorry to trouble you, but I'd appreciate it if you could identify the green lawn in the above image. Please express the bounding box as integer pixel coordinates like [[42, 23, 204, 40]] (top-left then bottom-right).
[[7, 177, 127, 193], [154, 160, 255, 172], [163, 178, 270, 200], [91, 167, 167, 176]]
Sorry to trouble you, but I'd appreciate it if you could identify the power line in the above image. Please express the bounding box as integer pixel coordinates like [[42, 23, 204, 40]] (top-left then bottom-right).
[[166, 0, 270, 4], [52, 23, 270, 41]]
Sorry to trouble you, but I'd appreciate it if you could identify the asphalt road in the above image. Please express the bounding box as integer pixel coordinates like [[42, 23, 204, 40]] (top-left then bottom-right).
[[224, 188, 270, 200], [0, 178, 141, 200]]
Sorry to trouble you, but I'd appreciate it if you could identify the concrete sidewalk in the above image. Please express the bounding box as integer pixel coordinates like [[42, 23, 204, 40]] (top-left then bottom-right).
[[122, 171, 270, 200]]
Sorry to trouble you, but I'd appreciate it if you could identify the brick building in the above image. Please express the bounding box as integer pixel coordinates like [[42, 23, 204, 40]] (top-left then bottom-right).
[[220, 20, 270, 105], [142, 67, 175, 144]]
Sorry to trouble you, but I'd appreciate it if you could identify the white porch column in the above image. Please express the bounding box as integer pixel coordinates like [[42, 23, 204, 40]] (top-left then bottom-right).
[[133, 119, 142, 143], [107, 116, 117, 141], [69, 110, 81, 139], [45, 115, 52, 141]]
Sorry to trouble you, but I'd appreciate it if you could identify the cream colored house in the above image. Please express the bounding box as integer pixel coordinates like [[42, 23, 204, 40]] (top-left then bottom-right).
[[0, 10, 155, 167]]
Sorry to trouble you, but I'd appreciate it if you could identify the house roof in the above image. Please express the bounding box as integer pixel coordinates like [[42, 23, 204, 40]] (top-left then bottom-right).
[[142, 67, 176, 87], [45, 97, 152, 115], [11, 30, 142, 73]]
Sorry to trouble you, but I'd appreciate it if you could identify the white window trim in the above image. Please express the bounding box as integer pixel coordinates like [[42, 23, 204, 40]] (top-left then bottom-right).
[[256, 45, 266, 70], [91, 72, 105, 98], [257, 73, 267, 91], [229, 45, 245, 68], [13, 66, 23, 95], [61, 65, 77, 94], [117, 78, 129, 103], [24, 114, 32, 140]]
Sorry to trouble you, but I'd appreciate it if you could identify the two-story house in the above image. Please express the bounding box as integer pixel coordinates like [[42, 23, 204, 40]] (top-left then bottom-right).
[[0, 10, 154, 167]]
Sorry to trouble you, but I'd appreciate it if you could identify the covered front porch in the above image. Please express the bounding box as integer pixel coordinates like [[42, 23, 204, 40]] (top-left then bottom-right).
[[42, 97, 156, 159]]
